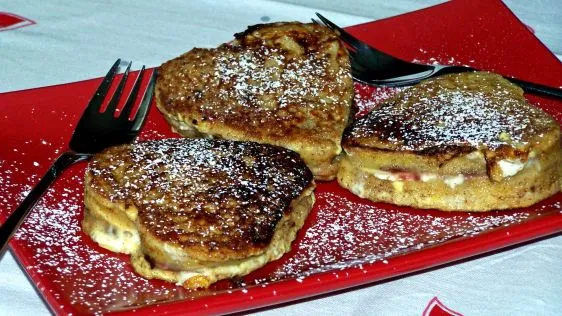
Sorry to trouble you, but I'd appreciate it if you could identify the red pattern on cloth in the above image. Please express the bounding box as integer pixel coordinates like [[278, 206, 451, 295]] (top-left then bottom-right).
[[0, 12, 35, 31], [423, 297, 463, 316]]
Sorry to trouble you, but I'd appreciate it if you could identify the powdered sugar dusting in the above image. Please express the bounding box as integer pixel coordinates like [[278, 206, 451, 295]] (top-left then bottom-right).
[[158, 22, 353, 137], [353, 82, 403, 116], [2, 156, 560, 314], [214, 48, 339, 111], [349, 72, 555, 151], [1, 63, 561, 314], [2, 160, 186, 314], [89, 138, 312, 249], [412, 51, 477, 68], [269, 191, 555, 279]]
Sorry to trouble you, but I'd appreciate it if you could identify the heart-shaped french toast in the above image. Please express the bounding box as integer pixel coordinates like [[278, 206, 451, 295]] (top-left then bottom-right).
[[338, 72, 562, 211], [155, 22, 353, 181], [83, 138, 315, 288]]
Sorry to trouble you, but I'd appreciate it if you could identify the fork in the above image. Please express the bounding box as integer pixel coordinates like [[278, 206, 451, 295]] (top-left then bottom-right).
[[314, 13, 562, 99], [0, 59, 156, 255]]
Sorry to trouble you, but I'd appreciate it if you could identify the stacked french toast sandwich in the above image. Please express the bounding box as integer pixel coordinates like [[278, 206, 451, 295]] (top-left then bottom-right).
[[82, 22, 562, 289], [339, 72, 562, 211]]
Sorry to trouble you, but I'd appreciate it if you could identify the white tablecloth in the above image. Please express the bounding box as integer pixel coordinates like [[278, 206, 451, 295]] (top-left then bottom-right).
[[1, 1, 561, 315]]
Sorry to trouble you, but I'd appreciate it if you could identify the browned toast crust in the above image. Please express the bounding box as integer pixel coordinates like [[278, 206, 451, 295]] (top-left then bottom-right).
[[343, 72, 559, 177], [345, 72, 555, 156], [155, 22, 353, 180], [85, 138, 314, 261], [339, 72, 562, 211]]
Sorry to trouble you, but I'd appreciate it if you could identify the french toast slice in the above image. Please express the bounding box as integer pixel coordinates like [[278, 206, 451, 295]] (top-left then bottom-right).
[[338, 72, 562, 211], [83, 138, 315, 288], [155, 22, 353, 180]]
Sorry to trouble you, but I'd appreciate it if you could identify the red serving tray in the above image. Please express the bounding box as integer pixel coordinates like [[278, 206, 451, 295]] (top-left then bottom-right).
[[1, 0, 561, 314]]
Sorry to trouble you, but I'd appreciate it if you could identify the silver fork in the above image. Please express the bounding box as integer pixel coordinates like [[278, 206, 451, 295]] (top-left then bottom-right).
[[315, 13, 562, 99], [0, 59, 156, 255]]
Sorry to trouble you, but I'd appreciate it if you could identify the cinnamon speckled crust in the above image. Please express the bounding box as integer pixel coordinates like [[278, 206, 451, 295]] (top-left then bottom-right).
[[339, 72, 562, 211], [345, 72, 556, 155], [86, 138, 313, 260], [155, 22, 353, 180], [83, 138, 315, 288]]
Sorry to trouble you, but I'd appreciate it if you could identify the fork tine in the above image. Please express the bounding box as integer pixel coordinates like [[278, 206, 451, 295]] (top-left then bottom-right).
[[85, 59, 121, 114], [119, 65, 146, 121], [315, 13, 362, 51], [130, 69, 156, 131], [104, 61, 132, 115]]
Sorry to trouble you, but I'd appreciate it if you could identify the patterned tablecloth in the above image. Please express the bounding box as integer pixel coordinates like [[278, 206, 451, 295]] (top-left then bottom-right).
[[1, 1, 561, 315]]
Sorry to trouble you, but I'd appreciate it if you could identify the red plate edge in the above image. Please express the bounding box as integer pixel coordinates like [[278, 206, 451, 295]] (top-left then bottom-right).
[[113, 0, 562, 312], [8, 201, 561, 315], [104, 211, 562, 316]]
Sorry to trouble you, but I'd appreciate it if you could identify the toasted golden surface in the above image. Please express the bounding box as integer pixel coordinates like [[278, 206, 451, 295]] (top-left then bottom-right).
[[339, 72, 562, 211], [83, 180, 314, 288], [83, 138, 315, 287], [86, 138, 313, 260], [155, 22, 353, 180], [344, 72, 560, 177], [345, 72, 556, 156]]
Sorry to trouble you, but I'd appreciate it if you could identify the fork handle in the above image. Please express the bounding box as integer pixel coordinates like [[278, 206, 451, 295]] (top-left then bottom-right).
[[0, 151, 90, 256], [505, 77, 562, 99]]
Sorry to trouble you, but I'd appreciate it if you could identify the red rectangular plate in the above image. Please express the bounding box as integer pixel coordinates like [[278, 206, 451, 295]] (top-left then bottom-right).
[[1, 0, 561, 314]]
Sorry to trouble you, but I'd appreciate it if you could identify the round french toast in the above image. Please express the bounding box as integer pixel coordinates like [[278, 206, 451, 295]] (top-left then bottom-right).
[[83, 138, 315, 288], [338, 72, 562, 211], [155, 22, 353, 181]]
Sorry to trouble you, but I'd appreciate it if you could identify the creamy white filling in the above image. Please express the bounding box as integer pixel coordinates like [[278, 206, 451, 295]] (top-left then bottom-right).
[[370, 169, 400, 181], [367, 169, 437, 182], [363, 167, 462, 189], [361, 157, 534, 189], [90, 225, 140, 254], [443, 174, 465, 189], [497, 159, 525, 177], [420, 173, 438, 182]]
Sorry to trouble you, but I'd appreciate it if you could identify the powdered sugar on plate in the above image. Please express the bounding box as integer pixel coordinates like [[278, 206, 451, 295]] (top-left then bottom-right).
[[268, 191, 552, 280], [2, 161, 559, 314], [353, 82, 403, 117], [3, 160, 186, 314]]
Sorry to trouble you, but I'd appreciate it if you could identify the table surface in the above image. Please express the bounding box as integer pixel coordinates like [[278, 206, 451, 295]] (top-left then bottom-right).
[[1, 1, 561, 315]]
